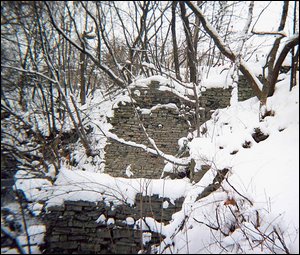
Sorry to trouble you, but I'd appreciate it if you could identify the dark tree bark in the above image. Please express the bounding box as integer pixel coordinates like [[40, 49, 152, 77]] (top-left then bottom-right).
[[179, 1, 198, 83], [264, 1, 289, 99], [171, 1, 182, 81]]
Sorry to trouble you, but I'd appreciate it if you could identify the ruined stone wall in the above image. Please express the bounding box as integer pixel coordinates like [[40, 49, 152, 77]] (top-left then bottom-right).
[[44, 195, 184, 254], [104, 81, 194, 179], [104, 80, 236, 178]]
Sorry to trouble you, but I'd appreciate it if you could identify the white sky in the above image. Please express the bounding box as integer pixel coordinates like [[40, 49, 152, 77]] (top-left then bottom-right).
[[253, 1, 297, 34]]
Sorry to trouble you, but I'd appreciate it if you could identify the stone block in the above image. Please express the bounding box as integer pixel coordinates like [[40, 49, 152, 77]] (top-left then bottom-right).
[[65, 205, 83, 211], [96, 229, 112, 238], [79, 243, 101, 252], [52, 241, 78, 250], [72, 220, 85, 228], [60, 235, 68, 242], [48, 235, 60, 242], [74, 214, 90, 221], [68, 235, 88, 241], [47, 205, 65, 212]]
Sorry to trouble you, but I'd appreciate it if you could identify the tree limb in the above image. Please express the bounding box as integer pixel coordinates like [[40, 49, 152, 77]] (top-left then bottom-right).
[[185, 1, 263, 99], [1, 226, 27, 254], [269, 33, 299, 95]]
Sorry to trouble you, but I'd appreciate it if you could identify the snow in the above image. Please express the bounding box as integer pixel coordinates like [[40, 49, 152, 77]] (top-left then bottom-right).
[[27, 203, 44, 216], [9, 64, 298, 253], [133, 89, 141, 97], [177, 137, 189, 148], [125, 164, 134, 177], [107, 218, 115, 225], [44, 167, 192, 208], [142, 232, 152, 245], [134, 217, 166, 235], [129, 75, 195, 102], [125, 217, 135, 226], [95, 214, 106, 224], [140, 103, 179, 115], [16, 225, 46, 254], [2, 1, 298, 254], [162, 201, 169, 209], [111, 94, 134, 110], [1, 248, 19, 254], [14, 170, 53, 202], [162, 162, 174, 173], [200, 64, 235, 89], [40, 71, 298, 253]]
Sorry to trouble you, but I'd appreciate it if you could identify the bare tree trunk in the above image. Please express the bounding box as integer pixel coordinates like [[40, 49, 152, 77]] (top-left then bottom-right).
[[290, 47, 299, 91], [269, 35, 299, 96], [179, 1, 197, 83], [49, 81, 57, 136], [193, 1, 202, 57], [80, 44, 86, 105], [171, 1, 182, 81], [180, 2, 201, 137], [264, 1, 289, 99]]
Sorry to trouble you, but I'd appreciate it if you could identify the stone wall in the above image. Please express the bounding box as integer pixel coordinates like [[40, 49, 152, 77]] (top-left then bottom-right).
[[104, 80, 236, 178], [104, 81, 194, 179], [44, 195, 184, 254], [238, 75, 257, 101], [199, 87, 233, 120]]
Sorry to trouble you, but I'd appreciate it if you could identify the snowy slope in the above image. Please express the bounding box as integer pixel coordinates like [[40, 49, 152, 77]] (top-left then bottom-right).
[[156, 73, 299, 253]]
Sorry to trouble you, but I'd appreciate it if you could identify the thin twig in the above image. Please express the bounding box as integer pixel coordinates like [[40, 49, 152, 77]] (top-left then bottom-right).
[[225, 178, 253, 206]]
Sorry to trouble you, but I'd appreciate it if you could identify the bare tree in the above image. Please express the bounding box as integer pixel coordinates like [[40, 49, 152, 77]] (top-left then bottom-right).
[[186, 1, 299, 108]]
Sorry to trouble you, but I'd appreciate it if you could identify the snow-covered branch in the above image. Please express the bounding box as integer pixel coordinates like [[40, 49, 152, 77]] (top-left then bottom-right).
[[185, 1, 264, 99], [141, 62, 194, 90], [251, 30, 287, 37], [237, 1, 254, 55]]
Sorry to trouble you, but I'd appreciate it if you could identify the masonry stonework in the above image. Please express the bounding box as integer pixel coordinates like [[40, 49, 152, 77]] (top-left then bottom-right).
[[44, 195, 184, 254], [237, 75, 257, 101]]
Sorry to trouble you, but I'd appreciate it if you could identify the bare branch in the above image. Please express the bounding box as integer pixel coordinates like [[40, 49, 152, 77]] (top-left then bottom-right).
[[44, 1, 125, 88], [1, 226, 27, 254]]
